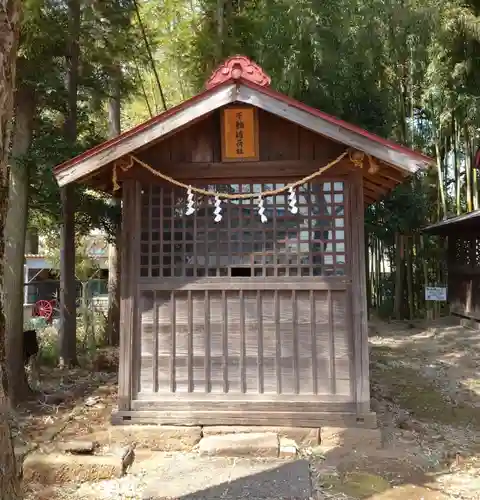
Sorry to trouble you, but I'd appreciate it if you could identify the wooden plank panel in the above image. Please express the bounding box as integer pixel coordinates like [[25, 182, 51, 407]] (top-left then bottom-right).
[[170, 290, 176, 393], [274, 290, 281, 394], [328, 290, 336, 394], [139, 287, 353, 400], [139, 290, 154, 393], [292, 290, 299, 394], [298, 127, 316, 160], [261, 291, 277, 393], [243, 291, 259, 393], [310, 290, 318, 395], [204, 291, 211, 392], [226, 291, 240, 392], [139, 277, 349, 290], [279, 292, 294, 393], [187, 290, 193, 392], [208, 292, 224, 393], [296, 291, 313, 394], [222, 290, 228, 393], [239, 290, 246, 393], [152, 290, 159, 392], [190, 291, 206, 392], [257, 291, 264, 393], [116, 408, 377, 428]]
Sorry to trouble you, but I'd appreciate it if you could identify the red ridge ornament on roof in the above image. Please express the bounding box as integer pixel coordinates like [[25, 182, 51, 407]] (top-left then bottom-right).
[[206, 55, 271, 89]]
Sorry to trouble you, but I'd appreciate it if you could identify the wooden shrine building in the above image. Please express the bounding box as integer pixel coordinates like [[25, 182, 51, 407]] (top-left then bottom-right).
[[53, 56, 432, 427], [423, 210, 480, 322]]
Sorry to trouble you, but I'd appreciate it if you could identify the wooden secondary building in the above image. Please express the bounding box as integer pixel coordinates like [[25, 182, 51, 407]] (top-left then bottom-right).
[[53, 56, 432, 427], [423, 210, 480, 322]]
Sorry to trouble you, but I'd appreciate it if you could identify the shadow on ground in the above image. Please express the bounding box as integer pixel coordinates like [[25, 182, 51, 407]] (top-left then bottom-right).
[[142, 458, 312, 500]]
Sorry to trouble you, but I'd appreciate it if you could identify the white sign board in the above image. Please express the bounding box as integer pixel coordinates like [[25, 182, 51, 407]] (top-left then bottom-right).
[[425, 286, 447, 301]]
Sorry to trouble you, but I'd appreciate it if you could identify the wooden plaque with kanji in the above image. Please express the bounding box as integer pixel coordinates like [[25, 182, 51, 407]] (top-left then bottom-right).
[[221, 106, 259, 161]]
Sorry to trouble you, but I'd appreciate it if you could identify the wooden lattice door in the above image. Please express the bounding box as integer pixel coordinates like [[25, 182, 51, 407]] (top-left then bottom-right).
[[137, 180, 354, 401]]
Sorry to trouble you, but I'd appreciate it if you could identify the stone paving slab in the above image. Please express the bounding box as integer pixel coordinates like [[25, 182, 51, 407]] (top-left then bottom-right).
[[140, 454, 311, 499], [198, 432, 279, 457]]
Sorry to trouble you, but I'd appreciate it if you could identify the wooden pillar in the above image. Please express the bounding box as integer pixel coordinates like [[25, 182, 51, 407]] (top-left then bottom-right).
[[118, 179, 141, 411], [349, 170, 370, 416]]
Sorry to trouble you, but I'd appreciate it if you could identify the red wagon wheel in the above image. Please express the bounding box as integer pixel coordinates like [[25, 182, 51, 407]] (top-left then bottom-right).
[[34, 300, 53, 321]]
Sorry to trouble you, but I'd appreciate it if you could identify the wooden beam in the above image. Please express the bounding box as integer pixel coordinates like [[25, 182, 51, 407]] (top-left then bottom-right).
[[118, 179, 141, 410], [362, 170, 397, 190], [55, 83, 237, 187], [362, 186, 378, 203], [116, 160, 353, 184], [112, 409, 377, 428], [237, 85, 430, 174], [363, 179, 389, 196], [377, 161, 409, 183], [349, 170, 371, 412]]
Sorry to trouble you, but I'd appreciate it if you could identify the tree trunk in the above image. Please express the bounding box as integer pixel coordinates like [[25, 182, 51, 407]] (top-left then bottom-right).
[[365, 232, 370, 319], [405, 235, 414, 320], [465, 125, 476, 210], [59, 0, 80, 367], [106, 68, 121, 346], [394, 232, 404, 320], [133, 0, 167, 111], [4, 84, 35, 403], [25, 228, 38, 254], [452, 115, 461, 215], [435, 141, 447, 219], [0, 0, 24, 497]]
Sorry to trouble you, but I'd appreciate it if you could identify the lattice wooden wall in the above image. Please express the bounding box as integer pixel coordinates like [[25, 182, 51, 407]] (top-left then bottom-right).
[[139, 180, 348, 279]]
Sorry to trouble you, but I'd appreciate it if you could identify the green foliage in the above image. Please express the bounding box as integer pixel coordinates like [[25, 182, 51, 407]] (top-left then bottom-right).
[[43, 234, 101, 282], [17, 0, 480, 321]]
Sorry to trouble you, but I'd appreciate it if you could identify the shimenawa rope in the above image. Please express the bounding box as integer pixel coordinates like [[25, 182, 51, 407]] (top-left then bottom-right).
[[112, 148, 368, 198]]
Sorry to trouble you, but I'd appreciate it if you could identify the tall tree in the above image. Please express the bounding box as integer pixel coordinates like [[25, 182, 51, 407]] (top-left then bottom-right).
[[0, 0, 24, 496], [59, 0, 80, 367], [106, 65, 121, 346], [4, 81, 36, 402]]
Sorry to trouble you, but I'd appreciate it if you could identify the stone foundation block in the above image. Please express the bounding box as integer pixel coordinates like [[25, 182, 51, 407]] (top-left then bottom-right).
[[320, 426, 382, 451], [202, 426, 320, 446], [22, 452, 127, 484], [94, 425, 202, 451], [198, 432, 279, 457]]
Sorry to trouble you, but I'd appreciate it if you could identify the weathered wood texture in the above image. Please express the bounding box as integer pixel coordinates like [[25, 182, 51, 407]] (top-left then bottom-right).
[[447, 234, 480, 321], [133, 178, 355, 409], [112, 107, 378, 427], [138, 287, 353, 398], [118, 179, 141, 410], [84, 109, 406, 204]]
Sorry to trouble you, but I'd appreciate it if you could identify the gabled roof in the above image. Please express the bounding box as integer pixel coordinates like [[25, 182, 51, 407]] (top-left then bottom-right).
[[53, 56, 433, 188]]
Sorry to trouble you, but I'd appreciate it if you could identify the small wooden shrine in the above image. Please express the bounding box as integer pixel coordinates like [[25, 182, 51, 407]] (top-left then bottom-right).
[[53, 56, 432, 427], [423, 210, 480, 322]]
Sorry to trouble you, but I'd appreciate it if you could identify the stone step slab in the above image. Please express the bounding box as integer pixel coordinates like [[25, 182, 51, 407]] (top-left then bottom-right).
[[88, 425, 202, 451], [197, 432, 280, 457], [202, 425, 320, 447], [22, 447, 134, 484]]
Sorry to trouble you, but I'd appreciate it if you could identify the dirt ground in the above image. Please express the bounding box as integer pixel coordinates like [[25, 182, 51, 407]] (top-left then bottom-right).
[[12, 317, 480, 499]]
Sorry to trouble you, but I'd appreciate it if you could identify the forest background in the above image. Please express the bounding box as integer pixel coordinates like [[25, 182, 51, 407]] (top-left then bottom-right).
[[6, 0, 480, 377]]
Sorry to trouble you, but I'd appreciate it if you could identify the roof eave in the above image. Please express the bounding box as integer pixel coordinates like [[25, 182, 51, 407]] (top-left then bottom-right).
[[53, 81, 239, 187], [53, 78, 433, 188], [235, 82, 432, 174]]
